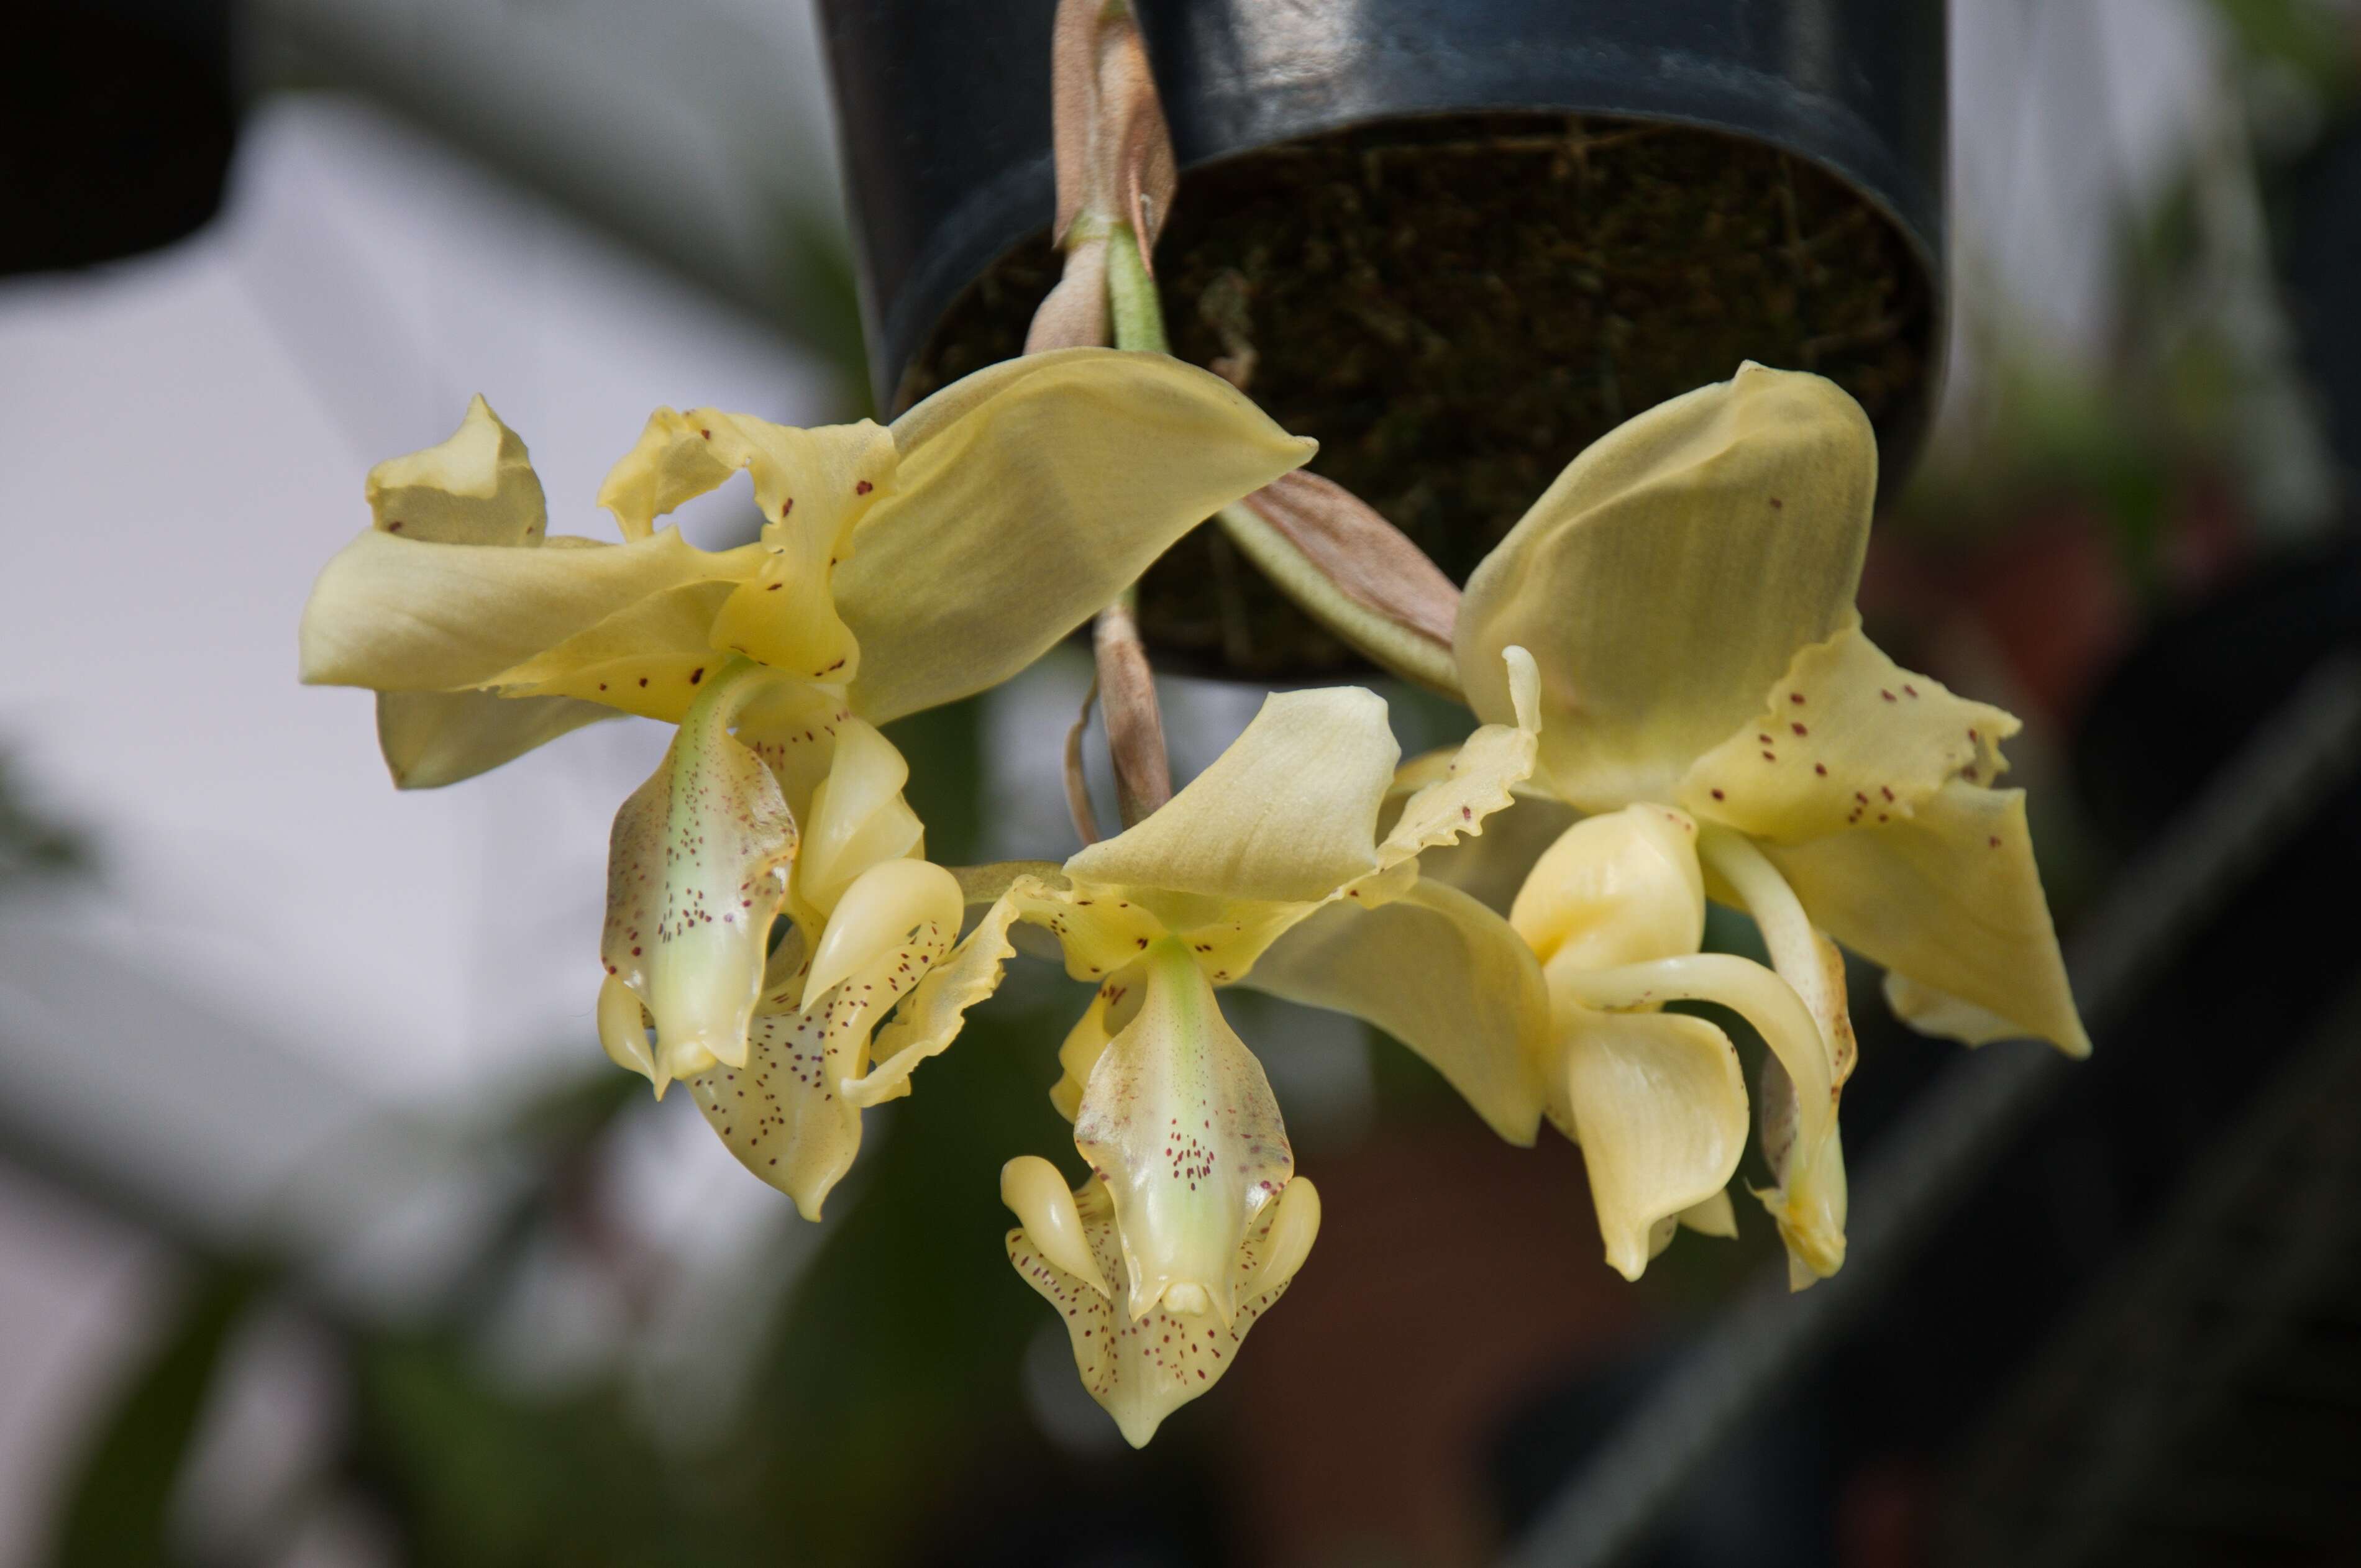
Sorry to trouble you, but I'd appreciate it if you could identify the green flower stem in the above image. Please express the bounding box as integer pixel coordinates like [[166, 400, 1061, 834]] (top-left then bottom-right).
[[1105, 220, 1465, 699], [1104, 222, 1169, 356]]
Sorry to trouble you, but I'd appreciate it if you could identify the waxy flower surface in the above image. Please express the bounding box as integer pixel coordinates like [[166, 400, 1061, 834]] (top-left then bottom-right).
[[299, 350, 1312, 1213], [1443, 363, 2088, 1286], [834, 655, 1548, 1443]]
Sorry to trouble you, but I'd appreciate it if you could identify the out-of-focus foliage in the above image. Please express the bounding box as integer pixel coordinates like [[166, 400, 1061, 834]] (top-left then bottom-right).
[[47, 1266, 260, 1568]]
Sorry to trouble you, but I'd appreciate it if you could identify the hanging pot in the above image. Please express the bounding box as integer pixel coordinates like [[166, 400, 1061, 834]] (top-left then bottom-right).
[[819, 0, 1947, 680]]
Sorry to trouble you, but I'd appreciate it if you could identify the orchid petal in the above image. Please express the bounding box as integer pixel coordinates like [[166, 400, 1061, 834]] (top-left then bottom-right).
[[687, 863, 959, 1219], [737, 684, 857, 825], [1001, 1155, 1111, 1297], [1680, 1188, 1740, 1238], [1559, 1008, 1748, 1281], [319, 398, 617, 782], [485, 581, 739, 723], [1679, 623, 2018, 844], [374, 690, 613, 790], [802, 857, 963, 1007], [1065, 686, 1397, 914], [1753, 1060, 1850, 1288], [1456, 363, 1875, 811], [1372, 647, 1541, 870], [601, 669, 797, 1076], [1008, 1172, 1317, 1448], [847, 885, 1034, 1108], [1764, 780, 2089, 1055], [1244, 879, 1548, 1144], [1397, 778, 1576, 917], [364, 394, 546, 546], [596, 406, 894, 547], [1072, 940, 1292, 1324], [794, 719, 925, 919], [299, 528, 760, 696], [1882, 971, 2027, 1046], [1511, 806, 1706, 974], [838, 349, 1315, 724], [1046, 969, 1146, 1123]]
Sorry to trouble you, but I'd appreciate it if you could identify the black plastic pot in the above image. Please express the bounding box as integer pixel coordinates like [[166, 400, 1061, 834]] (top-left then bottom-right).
[[3, 0, 240, 277], [820, 0, 1947, 679]]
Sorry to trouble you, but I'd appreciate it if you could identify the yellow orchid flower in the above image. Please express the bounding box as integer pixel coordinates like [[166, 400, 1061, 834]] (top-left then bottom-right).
[[299, 349, 1313, 1217], [826, 652, 1550, 1444], [1441, 362, 2087, 1288]]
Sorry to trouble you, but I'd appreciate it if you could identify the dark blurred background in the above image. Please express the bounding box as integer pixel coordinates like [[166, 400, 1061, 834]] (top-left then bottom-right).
[[3, 2, 2360, 1566]]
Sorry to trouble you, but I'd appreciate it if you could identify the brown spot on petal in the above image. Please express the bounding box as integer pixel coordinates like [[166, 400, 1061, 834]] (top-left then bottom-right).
[[1710, 788, 1725, 801], [700, 428, 712, 439], [689, 667, 705, 685], [854, 480, 873, 495], [1814, 763, 1827, 776], [1791, 722, 1808, 736], [1789, 692, 1806, 705]]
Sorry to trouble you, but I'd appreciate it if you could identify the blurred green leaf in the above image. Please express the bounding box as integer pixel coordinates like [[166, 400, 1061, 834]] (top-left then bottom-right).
[[45, 1262, 261, 1568], [349, 1331, 729, 1568]]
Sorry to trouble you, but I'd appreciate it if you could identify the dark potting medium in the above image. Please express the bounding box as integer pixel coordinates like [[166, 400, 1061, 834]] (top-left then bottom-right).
[[905, 116, 1932, 679], [822, 1, 1945, 680]]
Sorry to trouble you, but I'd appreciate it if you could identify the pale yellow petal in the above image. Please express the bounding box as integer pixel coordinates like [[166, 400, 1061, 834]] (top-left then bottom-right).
[[1456, 363, 1875, 811], [1243, 879, 1548, 1146], [597, 972, 658, 1083], [1404, 783, 1577, 916], [299, 527, 760, 695], [802, 857, 962, 1006], [1679, 1188, 1740, 1238], [847, 885, 1033, 1107], [1000, 1155, 1111, 1297], [1765, 780, 2089, 1055], [373, 690, 613, 790], [1046, 970, 1146, 1123], [687, 864, 959, 1219], [1373, 647, 1540, 870], [838, 349, 1315, 724], [1559, 1009, 1748, 1281], [691, 413, 896, 682], [596, 404, 893, 552], [794, 719, 925, 918], [737, 683, 859, 825], [365, 394, 546, 546], [1679, 623, 2019, 844], [1064, 686, 1397, 911], [1072, 940, 1292, 1324], [1882, 971, 2027, 1046], [1511, 805, 1706, 972], [687, 1005, 861, 1218], [601, 671, 798, 1077], [486, 581, 738, 723], [1008, 1172, 1315, 1448], [1753, 1077, 1849, 1289]]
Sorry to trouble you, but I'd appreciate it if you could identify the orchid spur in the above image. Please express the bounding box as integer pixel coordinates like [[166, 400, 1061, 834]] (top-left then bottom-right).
[[1433, 363, 2088, 1287], [821, 652, 1551, 1444], [299, 349, 1313, 1215]]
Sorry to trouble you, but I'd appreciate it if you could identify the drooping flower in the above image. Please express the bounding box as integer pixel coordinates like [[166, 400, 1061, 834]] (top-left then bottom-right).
[[830, 653, 1550, 1443], [299, 350, 1313, 1214], [1441, 363, 2087, 1287]]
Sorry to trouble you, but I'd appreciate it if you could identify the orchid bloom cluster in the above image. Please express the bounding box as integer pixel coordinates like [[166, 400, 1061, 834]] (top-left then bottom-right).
[[299, 352, 2085, 1446], [299, 347, 1310, 1215]]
